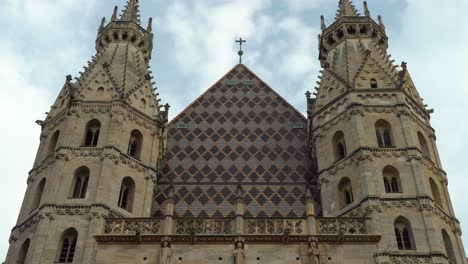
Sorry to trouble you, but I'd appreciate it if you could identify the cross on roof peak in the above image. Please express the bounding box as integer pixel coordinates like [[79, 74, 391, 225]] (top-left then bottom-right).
[[235, 37, 247, 64]]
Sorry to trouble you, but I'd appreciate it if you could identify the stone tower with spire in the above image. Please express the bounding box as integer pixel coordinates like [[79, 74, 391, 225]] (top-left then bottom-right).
[[5, 0, 467, 263], [5, 0, 168, 263], [309, 0, 466, 263]]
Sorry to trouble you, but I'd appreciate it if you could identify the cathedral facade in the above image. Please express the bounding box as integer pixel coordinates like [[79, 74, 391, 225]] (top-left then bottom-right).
[[5, 0, 467, 263]]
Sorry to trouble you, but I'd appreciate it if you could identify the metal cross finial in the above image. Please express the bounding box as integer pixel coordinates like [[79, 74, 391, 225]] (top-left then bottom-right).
[[236, 37, 246, 64]]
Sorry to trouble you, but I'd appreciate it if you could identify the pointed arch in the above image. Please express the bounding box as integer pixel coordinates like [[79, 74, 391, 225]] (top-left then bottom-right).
[[338, 177, 354, 208], [140, 98, 147, 109], [394, 216, 415, 250], [332, 131, 347, 161], [442, 229, 457, 263], [47, 130, 60, 156], [71, 167, 90, 199], [375, 119, 393, 147], [127, 129, 143, 159], [118, 177, 135, 212], [83, 119, 101, 147], [58, 228, 78, 263], [17, 238, 30, 264], [370, 78, 378, 88], [383, 165, 401, 193], [31, 178, 46, 211], [417, 132, 431, 158], [429, 178, 443, 208]]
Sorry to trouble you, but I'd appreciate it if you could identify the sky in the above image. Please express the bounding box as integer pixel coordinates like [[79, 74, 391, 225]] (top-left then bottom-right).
[[0, 0, 467, 260]]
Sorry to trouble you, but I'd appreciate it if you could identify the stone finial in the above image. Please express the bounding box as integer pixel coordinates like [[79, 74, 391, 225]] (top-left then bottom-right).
[[378, 15, 385, 30], [147, 17, 153, 33], [111, 6, 118, 21], [164, 103, 171, 112], [305, 91, 312, 99], [99, 17, 106, 31], [363, 1, 370, 16], [66, 75, 73, 84], [320, 15, 326, 31], [401, 61, 407, 70]]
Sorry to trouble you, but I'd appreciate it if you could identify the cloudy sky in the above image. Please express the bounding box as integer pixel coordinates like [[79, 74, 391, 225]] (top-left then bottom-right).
[[1, 0, 467, 259]]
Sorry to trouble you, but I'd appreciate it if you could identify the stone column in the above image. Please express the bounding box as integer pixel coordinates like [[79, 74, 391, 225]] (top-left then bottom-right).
[[305, 186, 317, 236], [235, 185, 245, 235], [163, 187, 174, 236]]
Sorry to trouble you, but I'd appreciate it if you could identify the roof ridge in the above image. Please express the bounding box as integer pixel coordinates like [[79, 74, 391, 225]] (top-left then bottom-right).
[[169, 64, 307, 125]]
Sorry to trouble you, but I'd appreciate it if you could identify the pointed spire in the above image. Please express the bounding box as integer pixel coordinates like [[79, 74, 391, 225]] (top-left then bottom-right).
[[378, 15, 386, 31], [120, 0, 141, 24], [320, 15, 326, 31], [111, 6, 118, 21], [363, 1, 370, 16], [147, 17, 153, 33], [335, 0, 360, 19], [99, 17, 106, 31]]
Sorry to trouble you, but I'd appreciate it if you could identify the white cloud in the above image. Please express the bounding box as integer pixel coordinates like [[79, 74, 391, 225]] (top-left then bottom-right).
[[0, 41, 52, 259]]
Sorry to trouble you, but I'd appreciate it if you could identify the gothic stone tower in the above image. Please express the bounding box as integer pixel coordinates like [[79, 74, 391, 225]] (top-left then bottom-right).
[[5, 0, 167, 263], [309, 0, 466, 263]]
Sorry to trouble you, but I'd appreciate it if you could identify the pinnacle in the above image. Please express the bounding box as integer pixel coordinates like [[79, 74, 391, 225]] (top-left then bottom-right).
[[120, 0, 141, 24], [335, 0, 361, 20]]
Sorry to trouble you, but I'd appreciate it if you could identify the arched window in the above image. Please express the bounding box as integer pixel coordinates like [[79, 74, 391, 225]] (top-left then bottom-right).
[[48, 130, 60, 155], [394, 216, 415, 250], [442, 229, 457, 263], [338, 177, 354, 208], [140, 98, 146, 108], [332, 131, 347, 161], [118, 177, 135, 212], [71, 167, 90, 199], [58, 228, 78, 263], [97, 87, 104, 96], [375, 120, 393, 147], [417, 132, 431, 158], [383, 166, 401, 193], [31, 179, 46, 211], [17, 239, 30, 264], [127, 130, 143, 159], [429, 178, 443, 208], [84, 119, 101, 147], [370, 78, 378, 88]]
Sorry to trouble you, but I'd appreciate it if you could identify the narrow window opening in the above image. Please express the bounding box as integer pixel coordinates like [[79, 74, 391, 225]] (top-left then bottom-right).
[[31, 179, 46, 211], [47, 130, 60, 156], [394, 216, 415, 250], [418, 132, 431, 158], [383, 166, 401, 193], [375, 120, 393, 148], [370, 78, 378, 88], [17, 239, 30, 264], [118, 177, 135, 212], [338, 177, 354, 208], [84, 119, 101, 147], [127, 130, 143, 159], [332, 131, 347, 161], [72, 167, 90, 199], [58, 228, 78, 263]]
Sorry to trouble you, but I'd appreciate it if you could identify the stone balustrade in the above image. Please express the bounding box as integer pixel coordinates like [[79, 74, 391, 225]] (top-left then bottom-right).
[[245, 219, 307, 235], [103, 218, 161, 235], [174, 219, 234, 235], [317, 217, 368, 235]]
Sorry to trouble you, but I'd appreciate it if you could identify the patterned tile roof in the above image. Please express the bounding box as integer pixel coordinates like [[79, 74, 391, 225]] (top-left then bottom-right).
[[153, 64, 315, 218]]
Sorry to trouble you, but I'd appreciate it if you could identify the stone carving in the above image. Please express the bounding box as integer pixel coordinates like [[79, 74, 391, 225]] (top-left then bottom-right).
[[159, 241, 171, 264], [299, 243, 311, 264], [175, 219, 232, 235], [104, 218, 161, 235], [246, 219, 306, 235], [233, 242, 246, 264], [317, 218, 367, 235]]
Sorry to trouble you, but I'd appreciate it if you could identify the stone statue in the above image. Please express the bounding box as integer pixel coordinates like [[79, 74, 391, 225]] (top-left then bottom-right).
[[233, 242, 246, 264], [310, 241, 321, 264], [299, 243, 311, 264], [160, 241, 171, 264]]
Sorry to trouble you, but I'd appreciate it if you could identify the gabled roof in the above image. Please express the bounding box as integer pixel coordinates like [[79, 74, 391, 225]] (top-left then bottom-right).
[[153, 64, 315, 218]]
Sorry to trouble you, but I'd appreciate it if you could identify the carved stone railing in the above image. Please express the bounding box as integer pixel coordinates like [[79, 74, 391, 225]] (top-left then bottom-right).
[[317, 218, 368, 235], [245, 219, 307, 235], [103, 218, 161, 235], [174, 219, 234, 235]]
